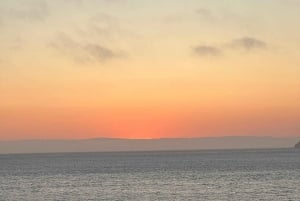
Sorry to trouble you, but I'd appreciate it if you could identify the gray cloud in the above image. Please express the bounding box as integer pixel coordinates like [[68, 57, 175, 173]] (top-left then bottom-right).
[[49, 11, 126, 64], [195, 8, 216, 21], [84, 44, 117, 62], [49, 32, 123, 63], [230, 37, 267, 50], [59, 0, 125, 6], [193, 45, 222, 57], [87, 13, 120, 39], [7, 0, 49, 22], [193, 36, 268, 58]]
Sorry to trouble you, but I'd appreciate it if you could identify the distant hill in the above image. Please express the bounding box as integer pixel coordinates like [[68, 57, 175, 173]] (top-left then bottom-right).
[[0, 136, 300, 154], [295, 142, 300, 148]]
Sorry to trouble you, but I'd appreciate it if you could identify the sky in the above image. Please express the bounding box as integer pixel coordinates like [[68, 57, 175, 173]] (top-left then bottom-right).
[[0, 0, 300, 140]]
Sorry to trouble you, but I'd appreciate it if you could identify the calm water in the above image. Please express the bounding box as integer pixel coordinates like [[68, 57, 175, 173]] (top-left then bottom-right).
[[0, 149, 299, 201]]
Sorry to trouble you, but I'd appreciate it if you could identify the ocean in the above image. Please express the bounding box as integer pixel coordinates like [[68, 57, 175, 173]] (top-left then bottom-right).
[[0, 149, 299, 201]]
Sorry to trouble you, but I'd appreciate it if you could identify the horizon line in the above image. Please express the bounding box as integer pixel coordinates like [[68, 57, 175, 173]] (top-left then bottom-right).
[[1, 135, 300, 142]]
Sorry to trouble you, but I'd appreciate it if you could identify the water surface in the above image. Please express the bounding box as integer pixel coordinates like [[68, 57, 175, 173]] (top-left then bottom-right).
[[0, 149, 299, 200]]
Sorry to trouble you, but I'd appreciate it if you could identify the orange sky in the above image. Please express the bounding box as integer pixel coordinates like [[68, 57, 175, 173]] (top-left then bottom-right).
[[1, 0, 300, 140]]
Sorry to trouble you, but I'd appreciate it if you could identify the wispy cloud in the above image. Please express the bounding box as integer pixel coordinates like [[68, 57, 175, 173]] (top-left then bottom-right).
[[85, 13, 121, 40], [193, 45, 222, 57], [195, 8, 216, 21], [7, 0, 49, 22], [84, 44, 119, 62], [229, 37, 268, 51], [193, 36, 269, 59], [49, 32, 123, 63]]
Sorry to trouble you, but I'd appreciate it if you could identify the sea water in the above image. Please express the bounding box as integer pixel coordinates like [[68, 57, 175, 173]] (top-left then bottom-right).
[[0, 149, 299, 200]]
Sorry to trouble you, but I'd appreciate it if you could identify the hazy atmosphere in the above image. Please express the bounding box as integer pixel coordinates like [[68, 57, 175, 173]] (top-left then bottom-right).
[[1, 0, 300, 140], [1, 1, 300, 201]]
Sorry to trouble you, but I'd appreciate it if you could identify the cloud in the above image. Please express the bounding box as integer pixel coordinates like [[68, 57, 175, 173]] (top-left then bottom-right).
[[87, 13, 120, 39], [193, 45, 222, 57], [84, 44, 117, 62], [229, 37, 268, 50], [7, 0, 49, 22], [48, 11, 127, 64], [49, 32, 123, 63], [195, 8, 216, 21], [193, 36, 268, 59], [60, 0, 125, 6]]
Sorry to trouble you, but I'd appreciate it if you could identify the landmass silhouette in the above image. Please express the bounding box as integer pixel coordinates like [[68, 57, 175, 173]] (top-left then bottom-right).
[[0, 136, 300, 154]]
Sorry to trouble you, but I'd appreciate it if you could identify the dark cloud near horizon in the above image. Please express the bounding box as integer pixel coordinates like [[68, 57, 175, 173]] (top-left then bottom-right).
[[193, 45, 222, 57], [230, 37, 267, 51], [49, 32, 123, 63]]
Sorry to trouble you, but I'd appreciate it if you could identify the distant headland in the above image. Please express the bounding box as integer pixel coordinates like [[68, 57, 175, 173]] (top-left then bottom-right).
[[0, 136, 300, 154], [295, 142, 300, 148]]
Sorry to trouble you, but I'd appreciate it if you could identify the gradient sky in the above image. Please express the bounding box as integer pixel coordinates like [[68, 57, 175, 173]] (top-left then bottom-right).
[[1, 0, 300, 140]]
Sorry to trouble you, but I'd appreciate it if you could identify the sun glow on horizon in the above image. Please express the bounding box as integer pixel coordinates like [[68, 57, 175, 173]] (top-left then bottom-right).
[[1, 0, 300, 140]]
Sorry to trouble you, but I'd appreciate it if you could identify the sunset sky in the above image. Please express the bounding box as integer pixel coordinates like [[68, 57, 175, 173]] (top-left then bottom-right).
[[1, 0, 300, 140]]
